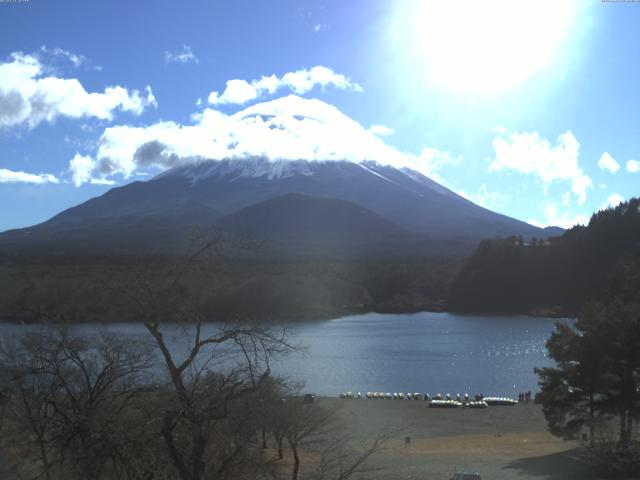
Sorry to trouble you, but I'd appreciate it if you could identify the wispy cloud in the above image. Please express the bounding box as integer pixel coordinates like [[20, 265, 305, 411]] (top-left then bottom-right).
[[416, 147, 461, 184], [38, 46, 102, 72], [460, 184, 510, 209], [489, 129, 592, 205], [164, 45, 199, 65], [40, 46, 85, 68], [0, 51, 156, 130], [208, 66, 362, 105], [313, 23, 328, 33], [0, 167, 59, 184]]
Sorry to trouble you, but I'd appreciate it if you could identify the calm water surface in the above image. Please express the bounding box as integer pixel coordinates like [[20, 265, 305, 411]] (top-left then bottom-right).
[[278, 312, 563, 396], [0, 312, 565, 397]]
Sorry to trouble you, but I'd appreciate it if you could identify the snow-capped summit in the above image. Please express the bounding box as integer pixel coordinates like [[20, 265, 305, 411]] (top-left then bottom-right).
[[156, 157, 320, 183], [157, 157, 452, 197]]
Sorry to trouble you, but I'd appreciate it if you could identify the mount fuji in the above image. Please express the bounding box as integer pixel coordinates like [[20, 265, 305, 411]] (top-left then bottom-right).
[[0, 157, 560, 257]]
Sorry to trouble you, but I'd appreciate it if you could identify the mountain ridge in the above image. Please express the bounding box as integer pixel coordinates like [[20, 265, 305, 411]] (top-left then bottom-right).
[[0, 157, 561, 257]]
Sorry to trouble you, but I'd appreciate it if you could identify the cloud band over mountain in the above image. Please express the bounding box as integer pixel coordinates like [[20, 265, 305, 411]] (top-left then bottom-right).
[[69, 94, 457, 187]]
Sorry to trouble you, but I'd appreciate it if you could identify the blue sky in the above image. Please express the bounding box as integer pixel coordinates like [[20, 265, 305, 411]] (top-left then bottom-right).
[[0, 0, 638, 232]]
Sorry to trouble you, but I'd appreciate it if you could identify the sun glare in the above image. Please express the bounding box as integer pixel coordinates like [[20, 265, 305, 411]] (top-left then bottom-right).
[[411, 0, 580, 94]]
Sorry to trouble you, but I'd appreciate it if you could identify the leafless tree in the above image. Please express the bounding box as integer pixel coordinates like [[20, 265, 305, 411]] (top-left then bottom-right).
[[0, 328, 155, 480], [0, 332, 60, 480], [108, 238, 299, 480], [284, 402, 336, 480], [308, 428, 394, 480], [263, 394, 394, 480]]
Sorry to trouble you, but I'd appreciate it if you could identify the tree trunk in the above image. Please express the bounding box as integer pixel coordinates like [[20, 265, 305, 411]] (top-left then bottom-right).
[[261, 426, 267, 449], [620, 370, 634, 445], [162, 411, 193, 480], [588, 391, 595, 448], [191, 427, 206, 480], [277, 436, 284, 460], [291, 444, 300, 480], [38, 438, 53, 480], [619, 409, 628, 445]]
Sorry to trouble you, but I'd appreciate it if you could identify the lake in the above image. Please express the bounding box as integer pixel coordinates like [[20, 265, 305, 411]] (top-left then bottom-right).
[[0, 312, 565, 397]]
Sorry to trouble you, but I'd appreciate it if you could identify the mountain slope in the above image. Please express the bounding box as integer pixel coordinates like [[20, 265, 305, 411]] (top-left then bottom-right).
[[0, 158, 558, 257], [46, 158, 544, 238], [215, 193, 410, 241], [212, 193, 425, 258]]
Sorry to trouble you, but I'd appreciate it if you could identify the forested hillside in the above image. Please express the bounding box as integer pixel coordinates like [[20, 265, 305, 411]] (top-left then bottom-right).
[[0, 252, 462, 323], [447, 198, 640, 315]]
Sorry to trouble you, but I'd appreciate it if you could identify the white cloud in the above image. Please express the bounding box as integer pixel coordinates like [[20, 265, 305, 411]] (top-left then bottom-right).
[[283, 66, 362, 94], [626, 159, 639, 173], [602, 193, 624, 210], [208, 66, 362, 105], [0, 167, 59, 184], [597, 152, 620, 174], [368, 124, 394, 136], [68, 94, 455, 185], [208, 79, 259, 105], [164, 45, 199, 65], [0, 52, 156, 130], [490, 129, 592, 205], [68, 153, 115, 186], [528, 203, 590, 229]]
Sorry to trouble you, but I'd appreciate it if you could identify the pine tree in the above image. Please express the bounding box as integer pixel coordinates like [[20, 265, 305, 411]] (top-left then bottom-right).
[[536, 300, 640, 445]]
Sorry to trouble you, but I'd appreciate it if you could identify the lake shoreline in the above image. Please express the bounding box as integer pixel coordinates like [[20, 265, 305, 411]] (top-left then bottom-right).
[[0, 305, 575, 325]]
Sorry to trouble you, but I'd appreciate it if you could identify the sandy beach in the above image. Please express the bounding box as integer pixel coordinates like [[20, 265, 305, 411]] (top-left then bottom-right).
[[311, 397, 600, 480]]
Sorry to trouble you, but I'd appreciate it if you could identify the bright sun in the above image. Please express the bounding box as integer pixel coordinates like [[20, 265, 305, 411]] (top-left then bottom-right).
[[411, 0, 580, 94]]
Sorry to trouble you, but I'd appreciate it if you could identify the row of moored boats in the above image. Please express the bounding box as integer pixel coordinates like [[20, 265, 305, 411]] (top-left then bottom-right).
[[338, 391, 518, 407]]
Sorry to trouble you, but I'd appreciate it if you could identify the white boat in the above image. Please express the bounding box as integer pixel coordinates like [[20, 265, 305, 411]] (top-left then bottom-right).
[[465, 401, 488, 408], [483, 397, 518, 406], [428, 400, 462, 408]]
